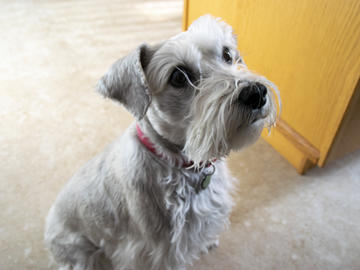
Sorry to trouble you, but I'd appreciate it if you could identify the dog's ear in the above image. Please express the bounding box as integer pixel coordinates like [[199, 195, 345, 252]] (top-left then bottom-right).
[[96, 44, 154, 120]]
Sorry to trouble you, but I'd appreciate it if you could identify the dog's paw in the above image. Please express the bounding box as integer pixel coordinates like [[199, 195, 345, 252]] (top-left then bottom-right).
[[207, 239, 219, 252]]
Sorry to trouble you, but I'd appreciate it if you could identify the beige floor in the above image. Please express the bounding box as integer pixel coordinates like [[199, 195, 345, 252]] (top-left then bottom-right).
[[1, 1, 360, 269]]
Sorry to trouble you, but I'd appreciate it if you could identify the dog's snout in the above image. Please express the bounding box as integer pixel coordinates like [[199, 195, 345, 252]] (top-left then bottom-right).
[[238, 83, 267, 110]]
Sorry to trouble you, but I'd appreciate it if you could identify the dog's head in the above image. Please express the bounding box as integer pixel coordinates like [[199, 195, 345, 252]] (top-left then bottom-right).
[[97, 15, 280, 166]]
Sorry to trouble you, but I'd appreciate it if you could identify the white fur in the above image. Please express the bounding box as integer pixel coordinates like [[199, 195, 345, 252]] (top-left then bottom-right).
[[45, 15, 279, 270]]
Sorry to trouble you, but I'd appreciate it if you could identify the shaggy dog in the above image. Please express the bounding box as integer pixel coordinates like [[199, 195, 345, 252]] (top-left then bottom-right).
[[45, 15, 279, 270]]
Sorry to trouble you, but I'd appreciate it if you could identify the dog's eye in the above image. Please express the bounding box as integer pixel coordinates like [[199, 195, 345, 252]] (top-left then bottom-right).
[[169, 67, 188, 88], [223, 47, 233, 64]]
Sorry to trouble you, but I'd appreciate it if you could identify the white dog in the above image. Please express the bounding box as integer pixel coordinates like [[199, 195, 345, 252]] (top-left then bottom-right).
[[45, 15, 279, 270]]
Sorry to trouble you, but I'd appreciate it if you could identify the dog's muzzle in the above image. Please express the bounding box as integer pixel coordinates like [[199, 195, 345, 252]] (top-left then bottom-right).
[[238, 82, 267, 110]]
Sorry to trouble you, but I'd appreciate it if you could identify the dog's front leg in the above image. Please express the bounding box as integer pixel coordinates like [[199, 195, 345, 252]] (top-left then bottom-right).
[[207, 238, 219, 252], [45, 205, 113, 270]]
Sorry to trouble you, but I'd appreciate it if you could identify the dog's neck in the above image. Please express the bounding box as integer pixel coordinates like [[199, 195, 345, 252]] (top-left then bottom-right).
[[141, 116, 183, 154], [136, 118, 214, 169]]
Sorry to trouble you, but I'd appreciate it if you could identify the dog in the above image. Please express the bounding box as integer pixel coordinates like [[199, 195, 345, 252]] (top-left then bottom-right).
[[44, 15, 279, 270]]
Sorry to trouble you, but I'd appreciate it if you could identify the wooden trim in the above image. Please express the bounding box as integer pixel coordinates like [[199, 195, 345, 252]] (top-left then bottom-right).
[[298, 157, 316, 174], [275, 119, 320, 164], [182, 0, 189, 31]]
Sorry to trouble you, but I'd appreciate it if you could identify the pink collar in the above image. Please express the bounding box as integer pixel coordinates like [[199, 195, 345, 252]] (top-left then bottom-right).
[[136, 124, 158, 156], [136, 124, 215, 168]]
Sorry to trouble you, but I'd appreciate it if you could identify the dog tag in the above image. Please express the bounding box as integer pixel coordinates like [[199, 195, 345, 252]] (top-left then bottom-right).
[[196, 163, 215, 193], [201, 174, 211, 190]]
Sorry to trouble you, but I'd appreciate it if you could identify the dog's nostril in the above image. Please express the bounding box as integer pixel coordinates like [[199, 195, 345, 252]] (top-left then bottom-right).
[[238, 83, 267, 110], [256, 83, 267, 98]]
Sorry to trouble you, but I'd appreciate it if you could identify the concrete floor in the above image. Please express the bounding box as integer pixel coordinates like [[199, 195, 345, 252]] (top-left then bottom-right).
[[1, 1, 360, 269]]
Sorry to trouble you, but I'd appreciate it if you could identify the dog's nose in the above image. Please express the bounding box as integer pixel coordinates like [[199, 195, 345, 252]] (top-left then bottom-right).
[[238, 83, 267, 110]]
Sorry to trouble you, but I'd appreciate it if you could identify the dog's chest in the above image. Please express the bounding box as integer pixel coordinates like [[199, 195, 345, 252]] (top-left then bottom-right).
[[160, 165, 232, 257]]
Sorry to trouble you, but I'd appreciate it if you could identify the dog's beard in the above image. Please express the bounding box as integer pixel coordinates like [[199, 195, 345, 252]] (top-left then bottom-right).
[[183, 68, 280, 166]]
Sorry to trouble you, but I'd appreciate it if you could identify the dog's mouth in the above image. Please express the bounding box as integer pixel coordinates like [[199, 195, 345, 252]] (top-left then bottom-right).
[[250, 108, 269, 124], [237, 115, 265, 131], [250, 116, 265, 124], [242, 99, 269, 126]]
